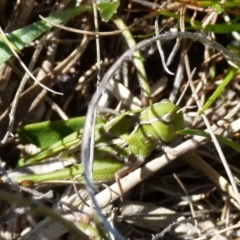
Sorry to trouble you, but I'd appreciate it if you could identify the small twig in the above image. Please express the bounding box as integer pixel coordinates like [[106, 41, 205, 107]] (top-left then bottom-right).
[[45, 96, 68, 120], [184, 50, 240, 205], [169, 41, 185, 103], [155, 18, 174, 75], [73, 174, 90, 208], [173, 174, 197, 221], [0, 28, 62, 144], [0, 28, 62, 95], [173, 173, 201, 236], [39, 10, 160, 36], [201, 0, 226, 29]]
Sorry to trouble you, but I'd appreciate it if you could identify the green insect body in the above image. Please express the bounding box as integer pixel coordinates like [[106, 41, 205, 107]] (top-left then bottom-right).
[[107, 100, 184, 159], [17, 100, 184, 185]]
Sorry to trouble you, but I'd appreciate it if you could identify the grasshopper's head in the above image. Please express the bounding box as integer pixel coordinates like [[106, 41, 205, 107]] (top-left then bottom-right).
[[147, 100, 184, 143]]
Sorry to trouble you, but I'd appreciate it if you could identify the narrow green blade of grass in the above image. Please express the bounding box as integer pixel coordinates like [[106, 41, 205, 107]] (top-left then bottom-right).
[[177, 129, 240, 153], [160, 10, 240, 33], [200, 69, 239, 114], [112, 14, 151, 105], [0, 5, 91, 65]]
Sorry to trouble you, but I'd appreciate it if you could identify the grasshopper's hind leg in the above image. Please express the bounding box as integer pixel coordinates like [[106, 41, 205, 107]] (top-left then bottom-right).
[[115, 157, 144, 202]]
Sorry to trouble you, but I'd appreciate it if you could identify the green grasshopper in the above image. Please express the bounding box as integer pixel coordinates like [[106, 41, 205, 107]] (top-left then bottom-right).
[[15, 99, 184, 186]]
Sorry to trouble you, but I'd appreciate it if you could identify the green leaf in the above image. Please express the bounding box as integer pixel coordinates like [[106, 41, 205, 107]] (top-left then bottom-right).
[[18, 116, 104, 150], [177, 129, 240, 153], [200, 69, 239, 114], [0, 5, 91, 65], [97, 0, 120, 22]]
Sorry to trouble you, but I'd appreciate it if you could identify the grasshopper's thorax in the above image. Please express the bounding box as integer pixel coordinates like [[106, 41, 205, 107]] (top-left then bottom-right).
[[144, 100, 184, 143], [117, 100, 184, 160], [94, 100, 184, 162]]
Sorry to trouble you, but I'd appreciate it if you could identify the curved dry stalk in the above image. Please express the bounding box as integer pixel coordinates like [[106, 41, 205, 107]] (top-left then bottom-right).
[[0, 35, 89, 140], [39, 10, 160, 36], [0, 28, 62, 143], [155, 17, 174, 75], [0, 28, 62, 96]]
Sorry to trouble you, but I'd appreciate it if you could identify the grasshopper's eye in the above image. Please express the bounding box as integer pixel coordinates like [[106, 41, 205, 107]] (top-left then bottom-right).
[[162, 113, 172, 123]]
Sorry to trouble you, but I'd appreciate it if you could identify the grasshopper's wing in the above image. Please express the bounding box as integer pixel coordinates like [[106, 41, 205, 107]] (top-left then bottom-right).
[[18, 121, 106, 166], [59, 110, 143, 161], [18, 131, 81, 166], [91, 109, 143, 160], [97, 110, 141, 141], [18, 108, 144, 166]]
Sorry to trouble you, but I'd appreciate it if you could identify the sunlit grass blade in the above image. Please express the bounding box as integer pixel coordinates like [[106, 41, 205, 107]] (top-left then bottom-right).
[[0, 5, 91, 65], [200, 69, 239, 114], [160, 10, 240, 33], [177, 129, 240, 153]]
